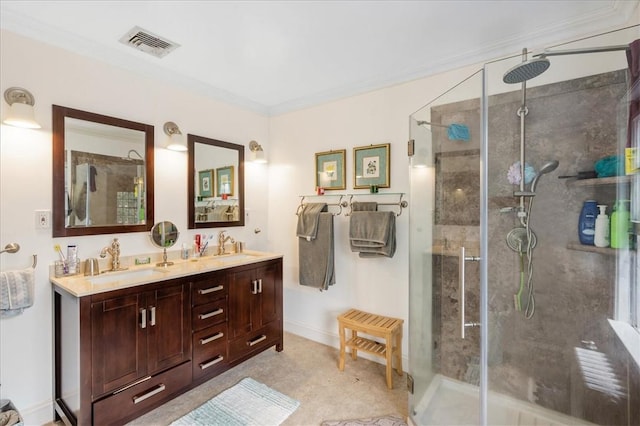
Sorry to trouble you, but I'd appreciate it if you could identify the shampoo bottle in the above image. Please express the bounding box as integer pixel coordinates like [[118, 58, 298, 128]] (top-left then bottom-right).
[[610, 200, 631, 249], [594, 205, 610, 247], [579, 200, 598, 245]]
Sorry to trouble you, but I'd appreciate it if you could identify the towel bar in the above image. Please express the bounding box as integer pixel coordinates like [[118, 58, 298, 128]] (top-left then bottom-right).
[[344, 194, 408, 217], [296, 195, 346, 216], [296, 193, 409, 217]]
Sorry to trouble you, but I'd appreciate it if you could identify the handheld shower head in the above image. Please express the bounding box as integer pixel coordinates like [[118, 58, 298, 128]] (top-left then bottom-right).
[[530, 160, 559, 192]]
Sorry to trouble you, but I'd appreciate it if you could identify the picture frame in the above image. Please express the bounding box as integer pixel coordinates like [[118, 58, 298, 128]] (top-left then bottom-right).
[[315, 149, 346, 190], [353, 143, 390, 189], [198, 169, 214, 198], [216, 166, 234, 197]]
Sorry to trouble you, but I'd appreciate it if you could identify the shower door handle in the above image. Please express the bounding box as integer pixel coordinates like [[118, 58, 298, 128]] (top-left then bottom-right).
[[459, 246, 481, 339]]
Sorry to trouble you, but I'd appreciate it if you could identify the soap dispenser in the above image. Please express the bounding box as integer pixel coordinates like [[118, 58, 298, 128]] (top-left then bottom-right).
[[594, 205, 610, 248], [610, 200, 631, 249]]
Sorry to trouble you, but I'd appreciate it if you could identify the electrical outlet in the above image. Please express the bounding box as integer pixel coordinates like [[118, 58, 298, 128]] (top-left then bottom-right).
[[35, 210, 51, 229]]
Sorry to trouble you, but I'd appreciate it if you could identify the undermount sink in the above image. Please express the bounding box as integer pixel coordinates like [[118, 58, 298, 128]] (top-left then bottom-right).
[[88, 268, 161, 285]]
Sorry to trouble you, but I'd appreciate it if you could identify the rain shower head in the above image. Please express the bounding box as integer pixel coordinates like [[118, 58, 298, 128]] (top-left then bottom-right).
[[530, 160, 559, 192], [503, 57, 550, 84]]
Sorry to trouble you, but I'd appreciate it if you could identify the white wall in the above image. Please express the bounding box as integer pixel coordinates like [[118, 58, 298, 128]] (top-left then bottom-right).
[[0, 30, 270, 424], [268, 64, 481, 353]]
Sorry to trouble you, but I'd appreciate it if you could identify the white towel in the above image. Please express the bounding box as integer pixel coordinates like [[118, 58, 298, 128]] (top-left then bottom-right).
[[0, 267, 35, 317]]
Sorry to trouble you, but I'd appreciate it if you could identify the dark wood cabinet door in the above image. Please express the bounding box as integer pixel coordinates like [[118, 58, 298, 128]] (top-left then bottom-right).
[[228, 268, 255, 340], [147, 282, 191, 374], [255, 262, 281, 327], [91, 293, 148, 397]]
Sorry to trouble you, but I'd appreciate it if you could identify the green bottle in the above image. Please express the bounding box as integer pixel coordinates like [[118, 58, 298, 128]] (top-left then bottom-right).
[[610, 200, 631, 249]]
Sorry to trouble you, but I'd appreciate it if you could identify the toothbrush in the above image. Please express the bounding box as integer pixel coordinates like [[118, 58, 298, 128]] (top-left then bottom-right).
[[54, 244, 68, 273]]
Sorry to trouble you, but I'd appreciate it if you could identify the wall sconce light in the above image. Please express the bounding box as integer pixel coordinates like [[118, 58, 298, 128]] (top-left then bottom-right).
[[249, 140, 267, 163], [3, 87, 41, 129], [163, 121, 187, 151]]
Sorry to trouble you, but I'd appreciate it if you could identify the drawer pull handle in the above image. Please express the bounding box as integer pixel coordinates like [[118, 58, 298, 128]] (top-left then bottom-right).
[[247, 334, 267, 346], [200, 355, 224, 370], [113, 375, 151, 395], [198, 285, 224, 295], [199, 308, 224, 320], [251, 280, 258, 295], [257, 279, 263, 294], [200, 332, 224, 345], [140, 308, 147, 329], [132, 383, 166, 404]]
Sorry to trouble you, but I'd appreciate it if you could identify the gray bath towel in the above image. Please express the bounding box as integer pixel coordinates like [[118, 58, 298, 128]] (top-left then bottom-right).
[[296, 203, 328, 240], [1, 267, 35, 317], [299, 212, 335, 291], [349, 211, 396, 258]]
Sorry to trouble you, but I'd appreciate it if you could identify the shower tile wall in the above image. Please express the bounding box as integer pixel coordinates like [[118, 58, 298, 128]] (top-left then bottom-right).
[[431, 70, 634, 423]]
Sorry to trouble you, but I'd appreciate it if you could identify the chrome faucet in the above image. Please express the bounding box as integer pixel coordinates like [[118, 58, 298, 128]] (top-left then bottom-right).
[[217, 231, 235, 255], [100, 238, 122, 271]]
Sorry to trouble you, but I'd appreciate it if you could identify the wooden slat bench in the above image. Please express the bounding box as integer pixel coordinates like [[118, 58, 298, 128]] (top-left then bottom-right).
[[337, 308, 404, 389]]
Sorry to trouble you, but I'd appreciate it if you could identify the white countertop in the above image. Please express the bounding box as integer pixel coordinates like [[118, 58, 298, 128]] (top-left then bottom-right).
[[50, 250, 283, 297]]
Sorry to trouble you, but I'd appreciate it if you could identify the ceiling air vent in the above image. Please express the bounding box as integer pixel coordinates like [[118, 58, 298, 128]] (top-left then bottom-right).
[[119, 26, 179, 58]]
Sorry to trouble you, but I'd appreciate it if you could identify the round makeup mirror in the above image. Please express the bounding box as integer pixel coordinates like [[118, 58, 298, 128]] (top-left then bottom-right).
[[150, 221, 179, 267]]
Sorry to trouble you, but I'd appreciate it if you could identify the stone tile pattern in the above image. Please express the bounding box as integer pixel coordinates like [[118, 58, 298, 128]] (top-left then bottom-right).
[[430, 70, 631, 422]]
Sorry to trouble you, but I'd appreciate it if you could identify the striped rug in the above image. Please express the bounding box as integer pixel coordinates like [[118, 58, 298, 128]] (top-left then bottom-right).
[[171, 377, 300, 426]]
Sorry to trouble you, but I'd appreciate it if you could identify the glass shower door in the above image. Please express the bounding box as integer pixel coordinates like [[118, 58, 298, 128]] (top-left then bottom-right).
[[408, 69, 484, 425]]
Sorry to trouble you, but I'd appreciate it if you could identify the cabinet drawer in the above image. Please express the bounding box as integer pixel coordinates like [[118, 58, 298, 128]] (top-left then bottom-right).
[[192, 273, 228, 306], [192, 299, 227, 331], [93, 361, 191, 425], [193, 324, 228, 380], [228, 321, 281, 362]]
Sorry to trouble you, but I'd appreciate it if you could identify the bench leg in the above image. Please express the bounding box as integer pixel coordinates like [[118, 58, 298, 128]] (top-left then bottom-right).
[[395, 329, 403, 376], [338, 322, 346, 371], [350, 330, 358, 360], [385, 333, 393, 389]]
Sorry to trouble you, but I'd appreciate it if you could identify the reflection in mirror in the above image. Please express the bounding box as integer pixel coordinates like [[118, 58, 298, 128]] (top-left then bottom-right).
[[188, 134, 245, 229], [150, 221, 179, 267], [52, 105, 154, 237]]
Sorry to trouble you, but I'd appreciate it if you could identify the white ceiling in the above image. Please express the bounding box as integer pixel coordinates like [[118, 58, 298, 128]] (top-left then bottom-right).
[[1, 1, 638, 115]]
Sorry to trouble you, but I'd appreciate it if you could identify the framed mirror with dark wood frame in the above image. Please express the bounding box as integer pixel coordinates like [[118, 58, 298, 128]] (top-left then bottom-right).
[[52, 105, 155, 237], [188, 134, 244, 229]]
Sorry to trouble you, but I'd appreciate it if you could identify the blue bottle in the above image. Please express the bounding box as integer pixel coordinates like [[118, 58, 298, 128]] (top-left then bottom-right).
[[579, 200, 598, 245]]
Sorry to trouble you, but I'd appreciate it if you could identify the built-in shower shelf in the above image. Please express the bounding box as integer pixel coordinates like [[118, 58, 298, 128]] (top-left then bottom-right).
[[567, 242, 621, 255], [566, 176, 632, 187]]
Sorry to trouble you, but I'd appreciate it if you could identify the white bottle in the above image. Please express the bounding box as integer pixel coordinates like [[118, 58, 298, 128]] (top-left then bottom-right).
[[594, 204, 610, 248]]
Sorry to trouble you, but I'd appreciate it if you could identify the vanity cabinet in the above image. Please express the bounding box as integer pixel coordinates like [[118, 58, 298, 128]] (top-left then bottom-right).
[[228, 260, 283, 362], [53, 256, 283, 426], [90, 280, 191, 398]]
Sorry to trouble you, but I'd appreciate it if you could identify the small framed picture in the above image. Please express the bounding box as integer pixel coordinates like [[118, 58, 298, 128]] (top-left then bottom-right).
[[216, 166, 235, 197], [353, 143, 390, 189], [198, 169, 214, 198], [315, 149, 346, 190]]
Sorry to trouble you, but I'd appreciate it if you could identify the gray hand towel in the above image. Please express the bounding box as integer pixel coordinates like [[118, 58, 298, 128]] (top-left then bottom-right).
[[299, 212, 335, 290], [296, 203, 328, 240], [1, 267, 35, 317]]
